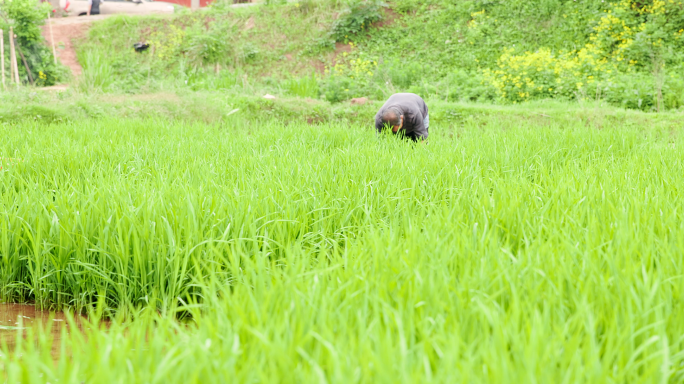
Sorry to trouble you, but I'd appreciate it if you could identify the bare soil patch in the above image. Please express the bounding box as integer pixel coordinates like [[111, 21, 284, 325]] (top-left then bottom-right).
[[376, 7, 400, 28], [41, 17, 107, 77], [310, 59, 326, 74], [331, 41, 353, 65]]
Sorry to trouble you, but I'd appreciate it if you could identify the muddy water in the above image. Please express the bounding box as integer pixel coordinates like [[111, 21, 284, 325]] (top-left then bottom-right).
[[0, 303, 88, 356]]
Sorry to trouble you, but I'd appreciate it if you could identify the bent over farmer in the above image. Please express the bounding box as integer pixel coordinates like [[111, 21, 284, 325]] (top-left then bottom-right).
[[375, 93, 429, 141]]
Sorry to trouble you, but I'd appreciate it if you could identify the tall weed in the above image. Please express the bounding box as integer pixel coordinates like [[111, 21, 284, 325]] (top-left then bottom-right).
[[283, 73, 320, 98], [77, 51, 114, 93]]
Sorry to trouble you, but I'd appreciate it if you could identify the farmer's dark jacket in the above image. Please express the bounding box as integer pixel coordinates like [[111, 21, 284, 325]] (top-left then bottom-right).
[[374, 93, 429, 140]]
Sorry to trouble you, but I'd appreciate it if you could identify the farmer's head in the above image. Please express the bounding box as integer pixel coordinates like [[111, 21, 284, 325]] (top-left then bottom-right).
[[381, 107, 403, 133]]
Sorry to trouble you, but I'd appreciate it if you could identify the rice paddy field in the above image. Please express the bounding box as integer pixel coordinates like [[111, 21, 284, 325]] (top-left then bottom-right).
[[1, 110, 684, 382]]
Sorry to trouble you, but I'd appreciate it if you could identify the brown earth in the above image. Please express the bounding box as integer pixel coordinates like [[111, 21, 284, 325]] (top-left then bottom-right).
[[376, 7, 400, 28], [351, 96, 368, 105], [332, 41, 353, 64], [310, 59, 326, 74], [41, 16, 110, 77], [0, 303, 104, 358], [244, 16, 255, 30]]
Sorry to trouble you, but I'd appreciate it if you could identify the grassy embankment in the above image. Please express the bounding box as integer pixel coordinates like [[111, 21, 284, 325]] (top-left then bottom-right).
[[68, 0, 684, 110], [1, 110, 683, 381]]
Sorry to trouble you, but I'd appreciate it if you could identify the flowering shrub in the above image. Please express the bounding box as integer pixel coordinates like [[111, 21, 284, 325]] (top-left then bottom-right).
[[322, 44, 376, 101], [146, 24, 186, 61], [143, 20, 234, 69], [482, 0, 684, 108], [482, 48, 610, 102]]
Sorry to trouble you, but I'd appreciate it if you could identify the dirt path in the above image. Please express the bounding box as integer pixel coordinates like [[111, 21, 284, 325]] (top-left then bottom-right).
[[41, 16, 111, 77]]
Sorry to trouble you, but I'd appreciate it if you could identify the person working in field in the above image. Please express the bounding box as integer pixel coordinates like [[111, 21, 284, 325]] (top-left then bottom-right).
[[375, 93, 429, 141]]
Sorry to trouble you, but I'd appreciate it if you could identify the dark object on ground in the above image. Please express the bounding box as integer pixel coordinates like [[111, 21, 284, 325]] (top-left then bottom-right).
[[133, 43, 150, 52]]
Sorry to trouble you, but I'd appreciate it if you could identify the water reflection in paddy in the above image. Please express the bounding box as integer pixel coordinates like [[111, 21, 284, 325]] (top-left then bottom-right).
[[0, 303, 88, 356]]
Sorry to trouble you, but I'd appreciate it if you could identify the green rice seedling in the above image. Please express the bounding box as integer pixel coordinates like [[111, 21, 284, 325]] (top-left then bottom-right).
[[0, 112, 683, 381]]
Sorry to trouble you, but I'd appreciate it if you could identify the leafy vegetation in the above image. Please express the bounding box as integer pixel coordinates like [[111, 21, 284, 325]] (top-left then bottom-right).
[[73, 0, 684, 110], [0, 0, 65, 86], [479, 0, 684, 109], [1, 113, 684, 381], [330, 0, 386, 43], [1, 1, 683, 381]]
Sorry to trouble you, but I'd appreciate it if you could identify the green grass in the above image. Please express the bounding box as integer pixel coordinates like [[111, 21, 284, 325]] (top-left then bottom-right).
[[1, 108, 683, 382], [77, 50, 116, 93], [70, 0, 684, 110], [73, 2, 344, 94]]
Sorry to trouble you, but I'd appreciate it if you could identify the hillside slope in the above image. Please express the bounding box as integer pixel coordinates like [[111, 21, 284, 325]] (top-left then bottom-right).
[[76, 0, 684, 111]]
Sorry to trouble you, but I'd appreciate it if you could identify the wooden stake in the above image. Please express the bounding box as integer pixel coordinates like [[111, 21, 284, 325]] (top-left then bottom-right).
[[10, 31, 29, 84], [48, 12, 57, 65], [9, 27, 19, 84], [6, 30, 11, 83], [0, 29, 5, 90], [15, 38, 35, 85]]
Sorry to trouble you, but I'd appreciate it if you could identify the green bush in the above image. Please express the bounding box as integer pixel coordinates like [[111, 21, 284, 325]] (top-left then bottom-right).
[[322, 74, 354, 102], [0, 0, 64, 85], [600, 70, 684, 112], [392, 0, 423, 13], [71, 0, 684, 111], [474, 0, 684, 108], [663, 68, 684, 110], [331, 0, 386, 43], [239, 42, 260, 63], [185, 22, 232, 68]]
